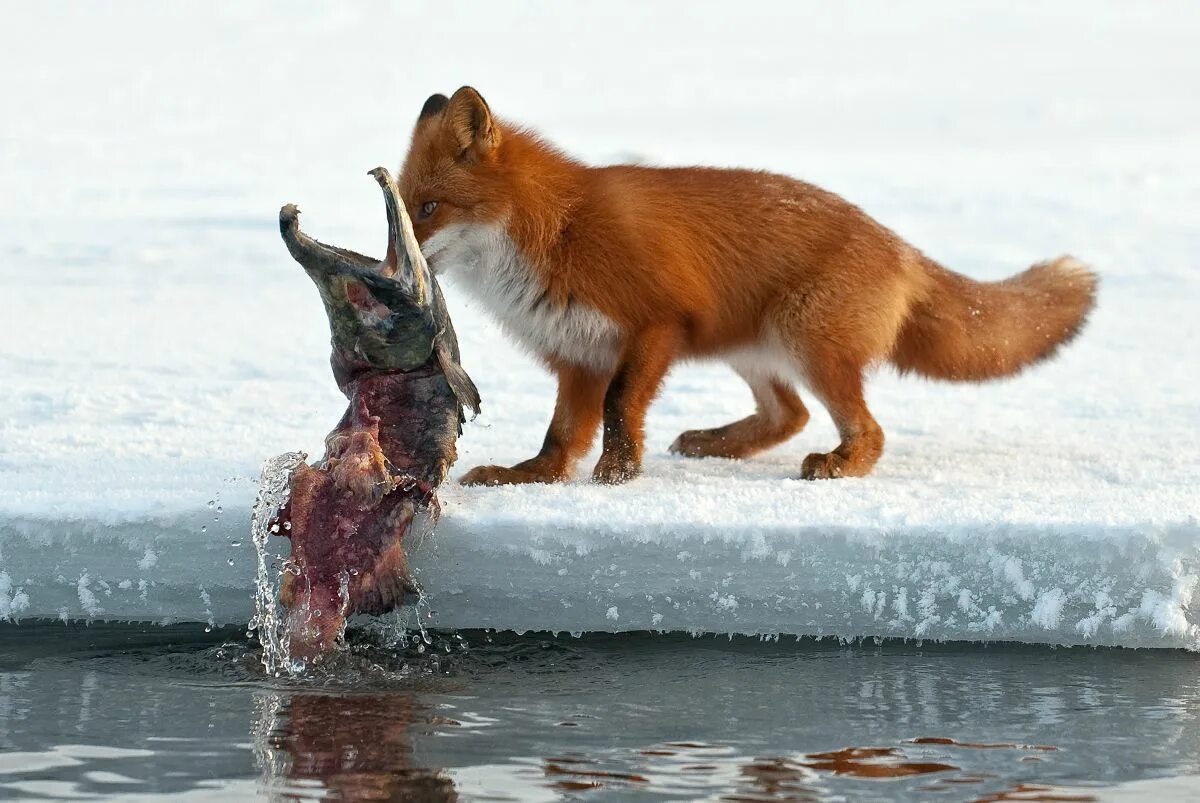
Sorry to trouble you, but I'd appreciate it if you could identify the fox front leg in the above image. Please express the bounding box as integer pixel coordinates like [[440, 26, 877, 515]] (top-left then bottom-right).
[[592, 326, 681, 485], [460, 363, 607, 486]]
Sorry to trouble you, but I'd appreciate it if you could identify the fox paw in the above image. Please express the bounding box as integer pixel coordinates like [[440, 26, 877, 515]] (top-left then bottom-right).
[[800, 452, 848, 480], [592, 453, 641, 485], [669, 429, 733, 459], [458, 460, 561, 484]]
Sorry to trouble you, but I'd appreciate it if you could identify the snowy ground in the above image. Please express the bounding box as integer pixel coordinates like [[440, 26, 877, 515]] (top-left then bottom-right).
[[1, 3, 1197, 647]]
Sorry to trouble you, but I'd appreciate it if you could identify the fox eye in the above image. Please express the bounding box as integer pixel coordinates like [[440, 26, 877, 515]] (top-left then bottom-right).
[[418, 200, 438, 219]]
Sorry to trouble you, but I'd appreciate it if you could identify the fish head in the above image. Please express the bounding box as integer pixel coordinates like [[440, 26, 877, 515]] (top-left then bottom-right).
[[279, 168, 442, 389]]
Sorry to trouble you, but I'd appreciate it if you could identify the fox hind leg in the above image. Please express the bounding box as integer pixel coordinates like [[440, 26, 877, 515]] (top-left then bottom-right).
[[670, 369, 809, 460], [795, 353, 884, 480], [773, 271, 905, 479]]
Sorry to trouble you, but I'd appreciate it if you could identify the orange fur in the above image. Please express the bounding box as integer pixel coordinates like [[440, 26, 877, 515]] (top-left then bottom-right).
[[398, 87, 1098, 484]]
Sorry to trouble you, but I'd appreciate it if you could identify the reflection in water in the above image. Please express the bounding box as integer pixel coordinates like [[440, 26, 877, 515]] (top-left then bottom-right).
[[240, 711, 1119, 803], [970, 783, 1098, 802], [254, 691, 458, 801], [797, 745, 958, 778], [736, 756, 823, 801], [531, 740, 1070, 800]]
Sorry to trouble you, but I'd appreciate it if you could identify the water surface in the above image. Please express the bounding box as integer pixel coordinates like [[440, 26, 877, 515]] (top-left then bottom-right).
[[1, 622, 1197, 801]]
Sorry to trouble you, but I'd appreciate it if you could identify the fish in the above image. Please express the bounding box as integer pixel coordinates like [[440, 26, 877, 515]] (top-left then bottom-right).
[[272, 167, 479, 658]]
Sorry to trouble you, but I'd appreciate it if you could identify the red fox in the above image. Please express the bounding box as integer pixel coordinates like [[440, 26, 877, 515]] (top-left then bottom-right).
[[397, 87, 1097, 485]]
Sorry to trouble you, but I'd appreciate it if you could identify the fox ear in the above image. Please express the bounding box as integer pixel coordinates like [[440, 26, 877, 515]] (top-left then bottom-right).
[[444, 86, 499, 158], [418, 93, 449, 121]]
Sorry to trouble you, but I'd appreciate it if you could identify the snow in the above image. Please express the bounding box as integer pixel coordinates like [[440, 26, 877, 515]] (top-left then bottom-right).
[[1, 3, 1198, 648]]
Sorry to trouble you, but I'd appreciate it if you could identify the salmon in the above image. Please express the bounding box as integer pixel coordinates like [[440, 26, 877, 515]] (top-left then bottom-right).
[[272, 167, 479, 658]]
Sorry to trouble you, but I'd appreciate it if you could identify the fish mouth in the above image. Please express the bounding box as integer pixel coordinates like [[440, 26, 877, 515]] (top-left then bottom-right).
[[279, 167, 434, 317]]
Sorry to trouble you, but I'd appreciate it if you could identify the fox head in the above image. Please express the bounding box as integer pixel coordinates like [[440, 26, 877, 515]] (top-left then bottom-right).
[[399, 87, 579, 276], [398, 87, 512, 267]]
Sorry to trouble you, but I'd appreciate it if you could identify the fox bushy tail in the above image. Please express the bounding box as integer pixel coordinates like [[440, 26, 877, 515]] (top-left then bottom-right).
[[890, 255, 1098, 382]]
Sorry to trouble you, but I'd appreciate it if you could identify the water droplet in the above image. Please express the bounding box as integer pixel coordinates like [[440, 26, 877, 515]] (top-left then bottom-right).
[[229, 541, 242, 548], [216, 505, 223, 514], [283, 521, 291, 531], [204, 624, 213, 633], [226, 558, 235, 566], [207, 500, 215, 509], [200, 525, 207, 533]]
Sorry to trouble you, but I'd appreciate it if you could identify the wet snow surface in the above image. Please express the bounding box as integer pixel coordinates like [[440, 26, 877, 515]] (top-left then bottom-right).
[[1, 3, 1197, 647]]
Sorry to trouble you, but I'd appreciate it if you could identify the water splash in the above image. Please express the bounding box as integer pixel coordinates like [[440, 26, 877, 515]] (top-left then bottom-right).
[[335, 569, 351, 650], [249, 451, 307, 676]]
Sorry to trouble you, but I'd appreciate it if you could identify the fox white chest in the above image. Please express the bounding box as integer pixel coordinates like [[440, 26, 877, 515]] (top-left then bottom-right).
[[422, 223, 622, 374]]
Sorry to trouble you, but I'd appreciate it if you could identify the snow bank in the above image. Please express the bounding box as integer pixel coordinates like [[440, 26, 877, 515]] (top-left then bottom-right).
[[417, 495, 1200, 649], [1, 3, 1198, 648]]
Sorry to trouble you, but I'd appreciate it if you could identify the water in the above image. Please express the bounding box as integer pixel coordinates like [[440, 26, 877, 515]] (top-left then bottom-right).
[[1, 623, 1197, 801]]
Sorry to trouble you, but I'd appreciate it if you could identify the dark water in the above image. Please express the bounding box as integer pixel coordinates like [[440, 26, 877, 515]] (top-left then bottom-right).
[[0, 623, 1197, 802]]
